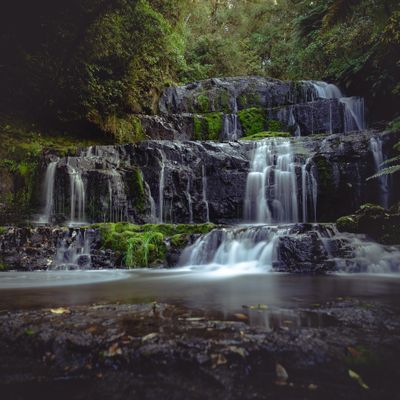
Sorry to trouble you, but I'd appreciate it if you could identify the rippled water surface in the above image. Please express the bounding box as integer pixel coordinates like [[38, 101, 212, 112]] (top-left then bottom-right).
[[1, 270, 400, 313]]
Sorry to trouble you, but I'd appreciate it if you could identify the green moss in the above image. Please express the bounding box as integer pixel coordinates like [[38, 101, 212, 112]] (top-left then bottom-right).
[[193, 115, 203, 140], [237, 107, 266, 136], [336, 216, 358, 232], [218, 90, 231, 113], [192, 113, 223, 140], [267, 119, 284, 131], [0, 262, 8, 271], [240, 131, 291, 140], [94, 223, 216, 268], [0, 227, 7, 235], [132, 168, 146, 211], [196, 94, 210, 113], [102, 114, 145, 144]]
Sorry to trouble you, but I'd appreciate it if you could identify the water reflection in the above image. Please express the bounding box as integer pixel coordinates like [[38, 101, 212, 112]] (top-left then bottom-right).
[[0, 271, 400, 314]]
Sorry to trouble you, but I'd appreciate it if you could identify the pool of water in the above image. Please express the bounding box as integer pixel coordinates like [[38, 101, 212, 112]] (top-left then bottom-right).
[[1, 269, 400, 314]]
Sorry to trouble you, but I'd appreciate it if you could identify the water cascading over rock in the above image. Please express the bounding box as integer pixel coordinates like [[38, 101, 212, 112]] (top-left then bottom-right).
[[244, 138, 317, 223]]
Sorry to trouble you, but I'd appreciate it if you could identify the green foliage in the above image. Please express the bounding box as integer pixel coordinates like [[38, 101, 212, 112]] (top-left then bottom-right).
[[267, 120, 284, 132], [238, 108, 265, 136], [240, 131, 290, 141], [193, 113, 223, 140], [95, 223, 216, 268]]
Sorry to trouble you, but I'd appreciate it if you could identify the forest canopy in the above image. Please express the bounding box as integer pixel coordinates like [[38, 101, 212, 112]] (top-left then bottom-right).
[[0, 0, 399, 135]]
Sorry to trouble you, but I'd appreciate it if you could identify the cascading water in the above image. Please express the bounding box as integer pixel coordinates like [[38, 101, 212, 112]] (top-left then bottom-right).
[[38, 161, 58, 224], [158, 150, 166, 223], [307, 81, 365, 133], [67, 160, 86, 225], [51, 229, 94, 270], [180, 223, 400, 274], [180, 225, 280, 273], [244, 138, 317, 224], [370, 137, 390, 208], [202, 165, 210, 222]]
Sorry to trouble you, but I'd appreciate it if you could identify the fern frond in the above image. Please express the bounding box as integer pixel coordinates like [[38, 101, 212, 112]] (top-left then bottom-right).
[[380, 155, 400, 166], [367, 165, 400, 180]]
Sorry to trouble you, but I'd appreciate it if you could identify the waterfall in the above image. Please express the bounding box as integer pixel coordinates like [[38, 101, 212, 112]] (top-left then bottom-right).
[[51, 229, 94, 270], [202, 165, 210, 222], [158, 150, 166, 223], [67, 160, 86, 225], [186, 174, 193, 223], [307, 81, 365, 133], [222, 114, 241, 140], [107, 169, 128, 222], [180, 223, 400, 274], [39, 161, 58, 224], [339, 97, 365, 132], [180, 225, 280, 273], [244, 139, 317, 223], [370, 137, 390, 208], [301, 158, 318, 222]]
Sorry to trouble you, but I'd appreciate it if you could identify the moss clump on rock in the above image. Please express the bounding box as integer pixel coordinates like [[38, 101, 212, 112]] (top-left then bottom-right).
[[94, 223, 216, 268], [237, 107, 265, 136], [193, 113, 223, 140], [196, 94, 210, 113], [267, 119, 284, 132], [336, 203, 400, 244], [240, 131, 291, 141]]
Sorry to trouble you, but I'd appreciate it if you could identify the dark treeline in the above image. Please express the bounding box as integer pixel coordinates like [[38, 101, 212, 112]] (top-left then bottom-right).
[[1, 0, 399, 137]]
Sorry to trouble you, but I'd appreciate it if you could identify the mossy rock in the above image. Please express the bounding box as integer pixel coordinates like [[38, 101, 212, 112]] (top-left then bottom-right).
[[336, 216, 358, 233], [240, 131, 291, 141], [94, 223, 216, 268], [237, 107, 266, 136], [193, 113, 223, 140]]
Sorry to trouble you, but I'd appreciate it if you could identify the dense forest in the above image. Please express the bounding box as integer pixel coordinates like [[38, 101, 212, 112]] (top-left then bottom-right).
[[1, 0, 399, 140]]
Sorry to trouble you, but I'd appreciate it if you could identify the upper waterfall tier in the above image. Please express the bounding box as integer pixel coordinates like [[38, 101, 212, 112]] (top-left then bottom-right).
[[147, 77, 365, 139], [35, 131, 398, 226]]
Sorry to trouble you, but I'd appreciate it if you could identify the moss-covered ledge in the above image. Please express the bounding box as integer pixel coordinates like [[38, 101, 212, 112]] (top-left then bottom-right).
[[93, 223, 217, 268], [336, 203, 400, 245]]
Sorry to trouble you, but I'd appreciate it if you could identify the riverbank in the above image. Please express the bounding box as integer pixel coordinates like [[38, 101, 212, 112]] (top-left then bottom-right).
[[1, 298, 399, 400]]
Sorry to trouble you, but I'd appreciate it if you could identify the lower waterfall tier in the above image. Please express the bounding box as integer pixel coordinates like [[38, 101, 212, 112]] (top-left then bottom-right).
[[30, 130, 399, 226], [1, 223, 399, 274]]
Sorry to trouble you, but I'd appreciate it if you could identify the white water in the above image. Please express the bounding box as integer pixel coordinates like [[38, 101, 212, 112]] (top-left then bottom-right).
[[38, 161, 58, 224], [180, 223, 400, 275], [52, 229, 93, 270], [244, 138, 317, 223], [308, 81, 365, 133], [222, 114, 240, 140], [370, 137, 390, 208], [202, 165, 210, 222], [158, 149, 166, 223], [67, 160, 86, 224], [180, 225, 281, 274]]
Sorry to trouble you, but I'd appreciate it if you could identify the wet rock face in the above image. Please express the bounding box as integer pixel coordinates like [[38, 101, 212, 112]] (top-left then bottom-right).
[[158, 77, 309, 115], [311, 131, 400, 221], [27, 130, 400, 226], [336, 203, 400, 245]]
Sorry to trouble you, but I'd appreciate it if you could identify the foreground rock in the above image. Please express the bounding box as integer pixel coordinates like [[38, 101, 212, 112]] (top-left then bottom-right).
[[0, 299, 399, 400], [337, 203, 400, 245]]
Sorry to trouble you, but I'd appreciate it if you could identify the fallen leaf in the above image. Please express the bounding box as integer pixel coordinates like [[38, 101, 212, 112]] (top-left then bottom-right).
[[308, 384, 318, 390], [142, 333, 158, 342], [50, 307, 70, 315], [104, 342, 122, 357], [234, 313, 248, 321], [275, 363, 289, 386], [211, 353, 227, 368], [228, 346, 247, 358], [349, 369, 369, 389]]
